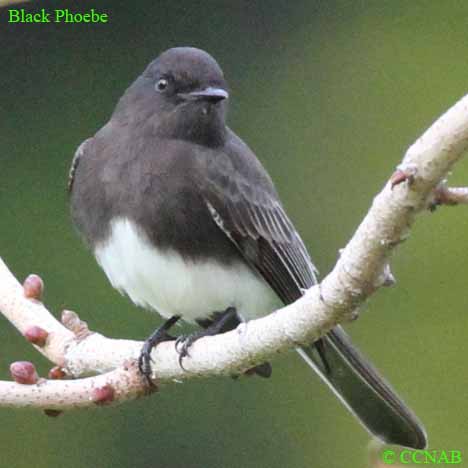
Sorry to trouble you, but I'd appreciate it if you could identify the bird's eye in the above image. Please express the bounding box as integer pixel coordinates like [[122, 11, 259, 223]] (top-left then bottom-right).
[[156, 78, 169, 92]]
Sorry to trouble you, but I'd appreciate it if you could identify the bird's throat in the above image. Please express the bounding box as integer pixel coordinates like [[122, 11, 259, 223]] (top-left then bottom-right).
[[157, 103, 227, 147]]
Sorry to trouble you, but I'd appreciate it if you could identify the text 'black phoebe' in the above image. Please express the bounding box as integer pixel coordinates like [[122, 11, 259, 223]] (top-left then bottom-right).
[[69, 47, 427, 449]]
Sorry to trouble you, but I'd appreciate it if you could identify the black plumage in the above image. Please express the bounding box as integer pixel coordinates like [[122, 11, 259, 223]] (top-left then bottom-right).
[[69, 47, 427, 449]]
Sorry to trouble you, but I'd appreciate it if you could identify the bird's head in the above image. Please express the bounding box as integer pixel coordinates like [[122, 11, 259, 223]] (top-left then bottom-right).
[[115, 47, 229, 147]]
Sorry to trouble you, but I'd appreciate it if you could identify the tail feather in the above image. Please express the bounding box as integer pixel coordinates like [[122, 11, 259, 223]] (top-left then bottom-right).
[[297, 326, 427, 449]]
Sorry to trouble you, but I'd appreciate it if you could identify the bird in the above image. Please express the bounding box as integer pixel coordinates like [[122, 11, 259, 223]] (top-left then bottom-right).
[[69, 46, 427, 449]]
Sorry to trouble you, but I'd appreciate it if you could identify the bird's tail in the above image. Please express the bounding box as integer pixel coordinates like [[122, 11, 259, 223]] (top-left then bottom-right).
[[296, 326, 427, 449]]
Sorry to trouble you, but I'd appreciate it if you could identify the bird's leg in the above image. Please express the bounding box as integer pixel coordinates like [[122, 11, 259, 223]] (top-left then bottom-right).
[[139, 315, 180, 384], [176, 307, 272, 378], [175, 307, 238, 367]]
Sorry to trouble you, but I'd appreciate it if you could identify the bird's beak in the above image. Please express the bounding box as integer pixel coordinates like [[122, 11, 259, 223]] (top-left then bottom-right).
[[180, 87, 229, 103]]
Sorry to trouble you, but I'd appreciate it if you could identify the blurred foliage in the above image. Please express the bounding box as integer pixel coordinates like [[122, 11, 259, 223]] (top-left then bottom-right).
[[1, 1, 468, 467], [0, 0, 29, 7]]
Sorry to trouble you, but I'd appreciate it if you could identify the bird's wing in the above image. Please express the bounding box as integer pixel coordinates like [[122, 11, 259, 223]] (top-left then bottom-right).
[[68, 138, 93, 193], [202, 149, 428, 450], [202, 153, 317, 305]]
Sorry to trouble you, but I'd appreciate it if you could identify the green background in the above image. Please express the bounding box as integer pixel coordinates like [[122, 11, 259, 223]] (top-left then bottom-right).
[[1, 1, 467, 467]]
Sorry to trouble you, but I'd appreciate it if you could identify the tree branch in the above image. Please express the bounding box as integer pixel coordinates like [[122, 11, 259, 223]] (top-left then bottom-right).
[[429, 183, 468, 209], [2, 93, 468, 410]]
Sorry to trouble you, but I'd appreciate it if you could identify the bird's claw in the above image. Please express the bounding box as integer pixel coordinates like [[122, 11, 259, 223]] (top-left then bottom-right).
[[138, 345, 156, 386], [138, 315, 180, 385], [175, 334, 198, 369]]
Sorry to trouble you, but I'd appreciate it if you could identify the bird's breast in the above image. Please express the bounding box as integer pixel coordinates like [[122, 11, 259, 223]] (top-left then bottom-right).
[[94, 217, 281, 322]]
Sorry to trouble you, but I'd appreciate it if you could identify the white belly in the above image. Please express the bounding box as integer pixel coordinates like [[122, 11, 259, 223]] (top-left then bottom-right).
[[94, 218, 281, 322]]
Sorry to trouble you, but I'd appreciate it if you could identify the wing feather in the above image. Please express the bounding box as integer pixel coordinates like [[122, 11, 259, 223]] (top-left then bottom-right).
[[203, 163, 317, 306], [68, 138, 93, 193]]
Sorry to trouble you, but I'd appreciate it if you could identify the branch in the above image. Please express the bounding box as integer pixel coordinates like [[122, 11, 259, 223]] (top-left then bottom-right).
[[2, 94, 468, 410], [429, 183, 468, 209]]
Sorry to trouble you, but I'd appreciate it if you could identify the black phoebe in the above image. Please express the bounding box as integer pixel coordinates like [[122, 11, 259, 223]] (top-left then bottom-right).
[[69, 47, 427, 449]]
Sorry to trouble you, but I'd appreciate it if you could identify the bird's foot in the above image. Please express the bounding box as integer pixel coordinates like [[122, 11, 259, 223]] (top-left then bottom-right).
[[244, 362, 272, 378], [174, 330, 208, 369], [175, 307, 238, 369], [139, 315, 180, 385]]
